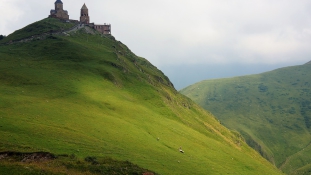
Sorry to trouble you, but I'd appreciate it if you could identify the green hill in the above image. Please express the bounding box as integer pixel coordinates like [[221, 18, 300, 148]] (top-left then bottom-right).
[[181, 63, 311, 174], [0, 18, 282, 174]]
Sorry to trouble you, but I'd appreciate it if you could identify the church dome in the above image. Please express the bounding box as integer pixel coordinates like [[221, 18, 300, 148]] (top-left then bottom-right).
[[55, 0, 63, 4]]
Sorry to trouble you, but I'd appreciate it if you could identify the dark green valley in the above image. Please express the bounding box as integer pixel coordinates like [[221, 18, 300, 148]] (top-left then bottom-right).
[[181, 63, 311, 174]]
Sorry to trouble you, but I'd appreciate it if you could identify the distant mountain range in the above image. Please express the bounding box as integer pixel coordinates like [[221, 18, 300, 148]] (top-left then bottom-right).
[[181, 62, 311, 174]]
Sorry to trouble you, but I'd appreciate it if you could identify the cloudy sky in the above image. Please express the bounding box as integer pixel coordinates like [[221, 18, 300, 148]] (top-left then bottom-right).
[[1, 0, 311, 89]]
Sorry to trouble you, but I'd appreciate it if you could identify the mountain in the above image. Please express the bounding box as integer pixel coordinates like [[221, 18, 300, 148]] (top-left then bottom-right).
[[0, 18, 282, 174], [181, 63, 311, 174]]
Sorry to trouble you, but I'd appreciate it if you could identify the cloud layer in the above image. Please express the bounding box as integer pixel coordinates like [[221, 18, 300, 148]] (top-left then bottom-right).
[[1, 0, 311, 67]]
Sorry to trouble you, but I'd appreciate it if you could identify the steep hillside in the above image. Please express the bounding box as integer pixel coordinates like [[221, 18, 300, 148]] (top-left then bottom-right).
[[181, 63, 311, 174], [0, 18, 282, 174]]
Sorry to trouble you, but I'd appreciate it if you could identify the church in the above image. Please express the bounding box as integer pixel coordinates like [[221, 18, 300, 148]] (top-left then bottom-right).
[[49, 0, 111, 35], [49, 0, 69, 20]]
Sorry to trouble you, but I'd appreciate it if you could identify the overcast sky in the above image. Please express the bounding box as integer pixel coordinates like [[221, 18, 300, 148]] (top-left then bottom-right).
[[1, 0, 311, 89]]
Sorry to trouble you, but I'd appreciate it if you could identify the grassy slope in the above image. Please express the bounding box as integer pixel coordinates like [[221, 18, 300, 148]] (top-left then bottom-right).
[[0, 18, 281, 174], [0, 18, 75, 43], [181, 64, 311, 174]]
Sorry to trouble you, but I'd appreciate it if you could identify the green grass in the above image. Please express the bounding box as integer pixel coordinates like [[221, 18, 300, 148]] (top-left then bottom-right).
[[181, 63, 311, 174], [0, 18, 282, 174], [0, 18, 75, 44]]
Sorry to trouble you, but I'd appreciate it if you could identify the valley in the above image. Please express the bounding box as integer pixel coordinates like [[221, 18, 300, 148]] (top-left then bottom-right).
[[181, 63, 311, 174]]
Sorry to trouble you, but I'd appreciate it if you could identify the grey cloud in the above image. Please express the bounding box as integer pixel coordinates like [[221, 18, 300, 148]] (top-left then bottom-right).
[[1, 0, 311, 88]]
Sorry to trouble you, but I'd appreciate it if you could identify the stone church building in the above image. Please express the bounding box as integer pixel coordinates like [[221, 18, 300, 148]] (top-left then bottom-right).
[[49, 0, 111, 35], [49, 0, 69, 20]]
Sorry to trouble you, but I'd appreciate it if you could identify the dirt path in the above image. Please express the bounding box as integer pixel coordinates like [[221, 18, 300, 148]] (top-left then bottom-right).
[[65, 24, 85, 33], [1, 23, 99, 45], [279, 141, 311, 170]]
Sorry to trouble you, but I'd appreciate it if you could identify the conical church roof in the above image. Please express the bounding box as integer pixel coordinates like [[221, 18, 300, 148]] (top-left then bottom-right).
[[55, 0, 63, 4], [81, 3, 88, 10]]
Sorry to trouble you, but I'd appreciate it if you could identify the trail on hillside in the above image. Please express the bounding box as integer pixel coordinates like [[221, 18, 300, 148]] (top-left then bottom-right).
[[0, 23, 99, 45], [279, 140, 311, 170]]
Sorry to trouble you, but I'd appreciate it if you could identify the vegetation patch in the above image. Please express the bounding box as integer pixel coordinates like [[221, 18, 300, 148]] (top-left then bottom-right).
[[0, 151, 156, 175], [0, 35, 5, 40]]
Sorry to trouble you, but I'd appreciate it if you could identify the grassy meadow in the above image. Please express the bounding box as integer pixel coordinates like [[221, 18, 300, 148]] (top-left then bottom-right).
[[181, 63, 311, 174], [0, 18, 282, 174]]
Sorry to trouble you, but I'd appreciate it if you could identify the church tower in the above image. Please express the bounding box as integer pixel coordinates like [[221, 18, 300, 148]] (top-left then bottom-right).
[[80, 4, 90, 24], [55, 0, 64, 11]]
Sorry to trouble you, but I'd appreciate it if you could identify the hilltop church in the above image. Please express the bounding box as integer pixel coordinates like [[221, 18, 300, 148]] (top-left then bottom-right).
[[49, 0, 111, 34]]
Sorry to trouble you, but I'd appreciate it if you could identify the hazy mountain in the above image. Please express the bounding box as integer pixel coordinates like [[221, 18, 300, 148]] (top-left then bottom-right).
[[181, 63, 311, 174]]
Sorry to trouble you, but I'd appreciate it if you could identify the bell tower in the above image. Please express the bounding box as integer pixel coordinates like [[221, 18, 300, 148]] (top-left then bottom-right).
[[80, 3, 90, 24]]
